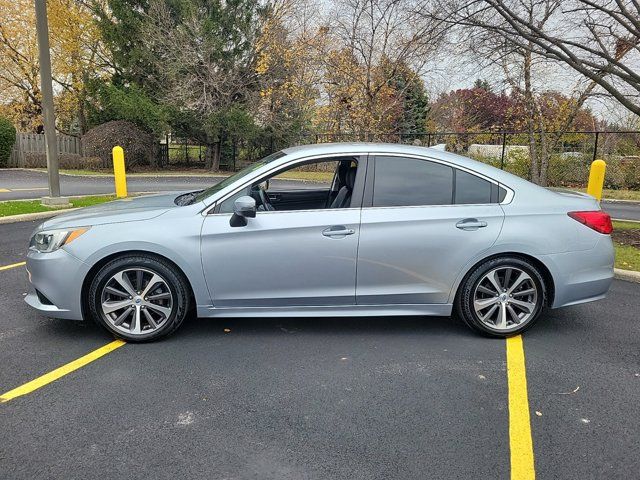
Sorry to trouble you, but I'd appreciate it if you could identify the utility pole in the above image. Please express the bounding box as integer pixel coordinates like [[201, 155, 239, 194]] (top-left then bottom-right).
[[34, 0, 68, 206]]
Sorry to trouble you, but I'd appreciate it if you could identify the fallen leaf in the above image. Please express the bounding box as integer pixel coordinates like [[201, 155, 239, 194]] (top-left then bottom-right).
[[557, 386, 580, 395]]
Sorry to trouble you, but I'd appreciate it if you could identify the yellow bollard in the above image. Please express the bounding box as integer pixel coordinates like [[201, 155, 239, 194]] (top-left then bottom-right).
[[586, 159, 606, 201], [112, 146, 128, 198]]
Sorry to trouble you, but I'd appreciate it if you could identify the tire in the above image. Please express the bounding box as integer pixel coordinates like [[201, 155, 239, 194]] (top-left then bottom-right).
[[88, 254, 191, 342], [455, 256, 547, 337]]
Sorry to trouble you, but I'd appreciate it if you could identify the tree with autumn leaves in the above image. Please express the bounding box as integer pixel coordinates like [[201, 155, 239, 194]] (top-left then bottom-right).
[[0, 0, 635, 186], [0, 0, 105, 133]]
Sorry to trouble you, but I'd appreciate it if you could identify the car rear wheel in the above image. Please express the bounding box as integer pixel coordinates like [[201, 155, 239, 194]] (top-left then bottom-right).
[[456, 256, 546, 337], [88, 255, 190, 342]]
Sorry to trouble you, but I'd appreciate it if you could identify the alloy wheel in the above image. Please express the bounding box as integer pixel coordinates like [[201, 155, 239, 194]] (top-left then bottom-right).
[[472, 266, 538, 331], [100, 268, 174, 336]]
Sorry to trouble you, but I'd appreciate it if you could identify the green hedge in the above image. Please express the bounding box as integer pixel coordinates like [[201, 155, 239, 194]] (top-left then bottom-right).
[[0, 117, 16, 167]]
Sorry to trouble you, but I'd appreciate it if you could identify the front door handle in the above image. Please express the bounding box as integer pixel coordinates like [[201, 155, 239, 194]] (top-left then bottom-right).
[[322, 226, 355, 237], [456, 218, 488, 230]]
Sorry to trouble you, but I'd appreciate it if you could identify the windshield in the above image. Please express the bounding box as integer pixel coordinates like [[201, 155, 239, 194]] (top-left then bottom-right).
[[193, 151, 286, 203]]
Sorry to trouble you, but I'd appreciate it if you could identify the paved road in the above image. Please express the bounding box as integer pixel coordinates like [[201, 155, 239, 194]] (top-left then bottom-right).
[[0, 169, 318, 201], [0, 220, 639, 479], [602, 200, 640, 221], [1, 169, 639, 220]]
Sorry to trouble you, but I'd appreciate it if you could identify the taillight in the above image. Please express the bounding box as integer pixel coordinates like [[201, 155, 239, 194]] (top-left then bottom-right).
[[568, 211, 613, 234]]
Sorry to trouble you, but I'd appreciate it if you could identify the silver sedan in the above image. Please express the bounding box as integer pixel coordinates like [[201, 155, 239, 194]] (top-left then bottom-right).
[[25, 143, 614, 341]]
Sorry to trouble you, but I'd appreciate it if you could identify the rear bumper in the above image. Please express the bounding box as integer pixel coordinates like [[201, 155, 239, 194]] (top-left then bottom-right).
[[24, 248, 88, 320], [542, 235, 615, 309]]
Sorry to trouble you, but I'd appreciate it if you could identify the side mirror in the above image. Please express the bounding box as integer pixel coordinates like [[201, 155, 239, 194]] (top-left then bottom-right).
[[230, 195, 256, 227]]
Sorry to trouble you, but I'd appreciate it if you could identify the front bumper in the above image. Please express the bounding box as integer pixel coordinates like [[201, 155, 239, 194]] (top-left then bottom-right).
[[25, 247, 88, 320]]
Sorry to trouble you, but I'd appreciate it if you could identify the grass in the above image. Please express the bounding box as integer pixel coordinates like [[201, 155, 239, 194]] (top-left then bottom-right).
[[611, 220, 640, 230], [601, 189, 640, 201], [56, 169, 335, 182], [614, 243, 640, 271], [612, 220, 640, 271], [574, 188, 640, 201], [31, 167, 335, 181], [59, 169, 113, 176], [273, 171, 335, 182], [0, 195, 116, 217]]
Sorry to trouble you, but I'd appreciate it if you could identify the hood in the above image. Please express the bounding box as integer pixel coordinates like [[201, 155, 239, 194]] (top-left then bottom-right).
[[40, 192, 186, 229]]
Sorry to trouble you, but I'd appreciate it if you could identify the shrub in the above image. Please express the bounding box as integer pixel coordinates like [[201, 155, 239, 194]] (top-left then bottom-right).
[[86, 83, 168, 136], [547, 154, 589, 188], [603, 156, 640, 190], [82, 120, 156, 169], [0, 117, 17, 167]]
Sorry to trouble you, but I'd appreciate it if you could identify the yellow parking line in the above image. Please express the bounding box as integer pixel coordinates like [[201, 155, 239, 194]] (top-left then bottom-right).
[[0, 261, 26, 271], [0, 340, 126, 403], [0, 188, 10, 192], [506, 335, 535, 480], [9, 187, 49, 192]]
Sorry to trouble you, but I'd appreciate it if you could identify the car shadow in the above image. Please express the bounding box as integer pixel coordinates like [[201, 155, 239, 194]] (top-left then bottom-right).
[[176, 314, 476, 340]]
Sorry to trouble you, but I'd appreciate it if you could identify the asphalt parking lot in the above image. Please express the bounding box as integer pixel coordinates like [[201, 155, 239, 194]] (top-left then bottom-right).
[[1, 220, 639, 479]]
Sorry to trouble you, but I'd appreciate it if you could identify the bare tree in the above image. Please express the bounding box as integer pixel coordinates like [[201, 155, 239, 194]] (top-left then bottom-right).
[[435, 0, 640, 116], [420, 0, 608, 185], [318, 0, 448, 135]]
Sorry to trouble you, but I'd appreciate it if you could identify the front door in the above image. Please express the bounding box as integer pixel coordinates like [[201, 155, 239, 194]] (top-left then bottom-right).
[[201, 157, 365, 307]]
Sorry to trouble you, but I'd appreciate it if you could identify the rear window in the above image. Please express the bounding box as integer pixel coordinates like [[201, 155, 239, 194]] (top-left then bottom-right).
[[454, 170, 492, 204]]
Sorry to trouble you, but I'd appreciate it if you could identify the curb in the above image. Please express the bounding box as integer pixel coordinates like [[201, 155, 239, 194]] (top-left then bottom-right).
[[614, 268, 640, 283], [612, 218, 640, 224], [0, 208, 80, 225], [0, 192, 158, 224], [0, 192, 115, 204], [22, 168, 228, 179], [18, 168, 326, 182], [602, 199, 640, 205]]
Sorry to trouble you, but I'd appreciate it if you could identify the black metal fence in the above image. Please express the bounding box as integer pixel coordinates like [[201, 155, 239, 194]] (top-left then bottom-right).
[[159, 130, 640, 190]]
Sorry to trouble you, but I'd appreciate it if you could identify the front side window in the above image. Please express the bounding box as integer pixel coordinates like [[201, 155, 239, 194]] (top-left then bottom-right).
[[194, 151, 286, 203], [218, 157, 358, 213], [373, 156, 453, 207]]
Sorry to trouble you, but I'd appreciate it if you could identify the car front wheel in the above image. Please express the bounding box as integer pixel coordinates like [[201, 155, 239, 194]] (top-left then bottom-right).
[[88, 254, 190, 342], [456, 256, 546, 337]]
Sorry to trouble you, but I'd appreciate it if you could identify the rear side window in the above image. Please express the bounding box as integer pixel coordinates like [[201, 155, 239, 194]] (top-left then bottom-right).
[[454, 169, 492, 204], [373, 156, 453, 207]]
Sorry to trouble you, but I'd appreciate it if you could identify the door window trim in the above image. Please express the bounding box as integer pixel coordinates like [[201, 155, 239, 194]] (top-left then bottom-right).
[[362, 153, 514, 209], [207, 154, 369, 215]]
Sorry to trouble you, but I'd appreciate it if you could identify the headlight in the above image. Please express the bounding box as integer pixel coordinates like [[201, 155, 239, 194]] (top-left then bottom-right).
[[30, 227, 90, 253]]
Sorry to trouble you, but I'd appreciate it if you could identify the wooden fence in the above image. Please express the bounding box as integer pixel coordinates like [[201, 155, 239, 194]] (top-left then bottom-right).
[[8, 133, 82, 167]]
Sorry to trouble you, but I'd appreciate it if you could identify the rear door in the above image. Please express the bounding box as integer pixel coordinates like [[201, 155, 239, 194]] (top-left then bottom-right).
[[356, 155, 505, 305]]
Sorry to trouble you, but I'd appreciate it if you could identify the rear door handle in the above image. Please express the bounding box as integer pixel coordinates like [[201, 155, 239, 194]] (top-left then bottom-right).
[[456, 218, 488, 230], [322, 226, 355, 237]]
